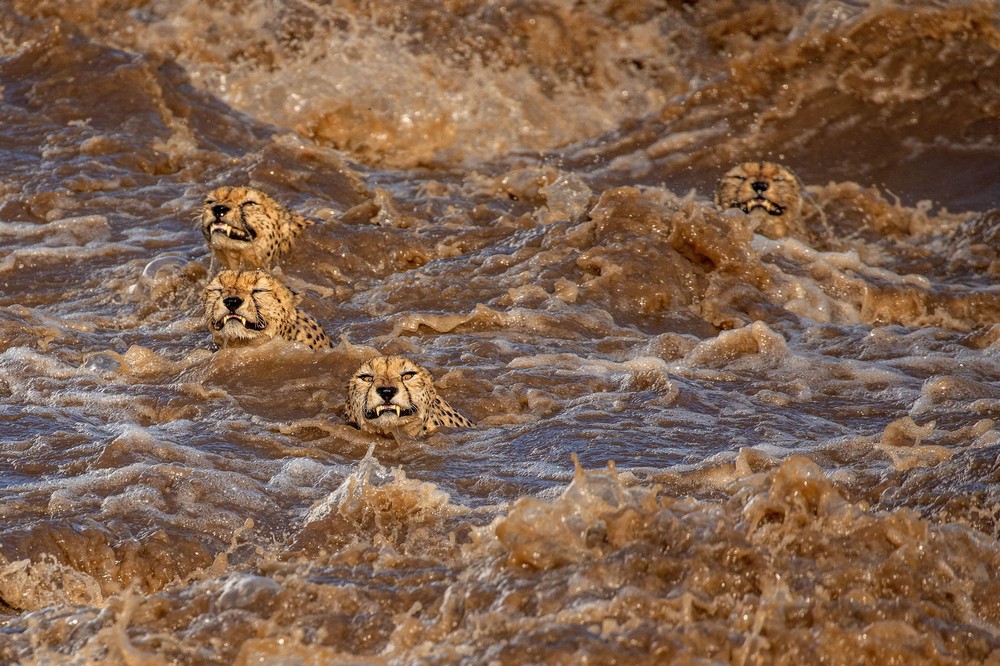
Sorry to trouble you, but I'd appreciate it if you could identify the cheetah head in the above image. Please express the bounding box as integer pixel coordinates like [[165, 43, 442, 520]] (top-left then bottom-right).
[[346, 355, 464, 439], [715, 161, 802, 219], [204, 269, 299, 348], [201, 186, 289, 269]]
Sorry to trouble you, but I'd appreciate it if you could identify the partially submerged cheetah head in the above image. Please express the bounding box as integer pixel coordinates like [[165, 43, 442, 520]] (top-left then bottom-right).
[[346, 355, 473, 439], [715, 162, 803, 238], [201, 186, 313, 270], [204, 269, 329, 351]]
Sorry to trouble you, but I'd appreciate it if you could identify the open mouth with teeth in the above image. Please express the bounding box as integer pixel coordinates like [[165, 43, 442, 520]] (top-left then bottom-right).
[[209, 222, 256, 242], [212, 313, 266, 331], [365, 404, 416, 420], [739, 198, 785, 216]]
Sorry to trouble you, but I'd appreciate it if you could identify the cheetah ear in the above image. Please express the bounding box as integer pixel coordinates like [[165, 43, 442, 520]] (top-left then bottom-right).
[[291, 290, 305, 306]]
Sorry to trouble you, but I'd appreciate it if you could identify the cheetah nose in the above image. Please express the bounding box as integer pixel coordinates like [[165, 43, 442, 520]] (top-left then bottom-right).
[[212, 204, 231, 220], [751, 180, 769, 193], [223, 296, 243, 312], [376, 386, 397, 401]]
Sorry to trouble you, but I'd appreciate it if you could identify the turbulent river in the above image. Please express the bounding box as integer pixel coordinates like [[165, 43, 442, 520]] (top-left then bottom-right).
[[2, 0, 1000, 663]]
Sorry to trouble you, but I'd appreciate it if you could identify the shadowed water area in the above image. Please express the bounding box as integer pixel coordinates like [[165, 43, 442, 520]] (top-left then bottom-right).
[[2, 0, 1000, 663]]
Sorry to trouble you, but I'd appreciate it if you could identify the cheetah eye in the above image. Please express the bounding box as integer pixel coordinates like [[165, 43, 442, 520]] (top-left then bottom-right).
[[251, 288, 271, 294], [357, 374, 374, 383], [400, 371, 417, 380], [241, 201, 259, 207]]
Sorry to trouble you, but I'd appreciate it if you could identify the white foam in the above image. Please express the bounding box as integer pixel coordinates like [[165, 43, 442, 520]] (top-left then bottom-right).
[[215, 574, 281, 611]]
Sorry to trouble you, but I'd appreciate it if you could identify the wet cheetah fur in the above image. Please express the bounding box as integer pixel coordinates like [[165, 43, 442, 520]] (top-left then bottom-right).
[[346, 355, 473, 439], [204, 269, 329, 350]]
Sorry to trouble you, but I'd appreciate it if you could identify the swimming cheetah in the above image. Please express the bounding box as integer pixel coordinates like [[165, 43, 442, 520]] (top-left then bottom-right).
[[346, 355, 473, 439], [204, 269, 329, 350], [201, 186, 313, 269], [715, 162, 803, 239]]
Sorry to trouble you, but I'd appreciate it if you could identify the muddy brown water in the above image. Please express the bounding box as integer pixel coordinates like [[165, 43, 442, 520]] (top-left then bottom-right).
[[2, 1, 1000, 663]]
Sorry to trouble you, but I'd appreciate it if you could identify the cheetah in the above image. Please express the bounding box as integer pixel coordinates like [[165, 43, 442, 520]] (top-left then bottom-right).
[[204, 269, 329, 351], [201, 186, 313, 269], [715, 162, 803, 239], [346, 355, 473, 439]]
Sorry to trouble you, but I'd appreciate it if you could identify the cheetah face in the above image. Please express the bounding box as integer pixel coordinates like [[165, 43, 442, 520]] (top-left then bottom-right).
[[346, 355, 474, 438], [347, 356, 438, 438], [201, 186, 310, 270], [202, 187, 268, 245], [715, 162, 802, 218], [204, 269, 297, 348]]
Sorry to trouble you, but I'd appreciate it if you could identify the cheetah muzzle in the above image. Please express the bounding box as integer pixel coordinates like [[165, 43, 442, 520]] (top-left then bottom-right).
[[212, 312, 266, 332], [208, 207, 256, 243]]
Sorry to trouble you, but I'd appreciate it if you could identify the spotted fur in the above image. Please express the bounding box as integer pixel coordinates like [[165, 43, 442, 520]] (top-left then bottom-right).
[[345, 355, 473, 438], [201, 186, 313, 269], [204, 269, 329, 351], [715, 162, 803, 239]]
